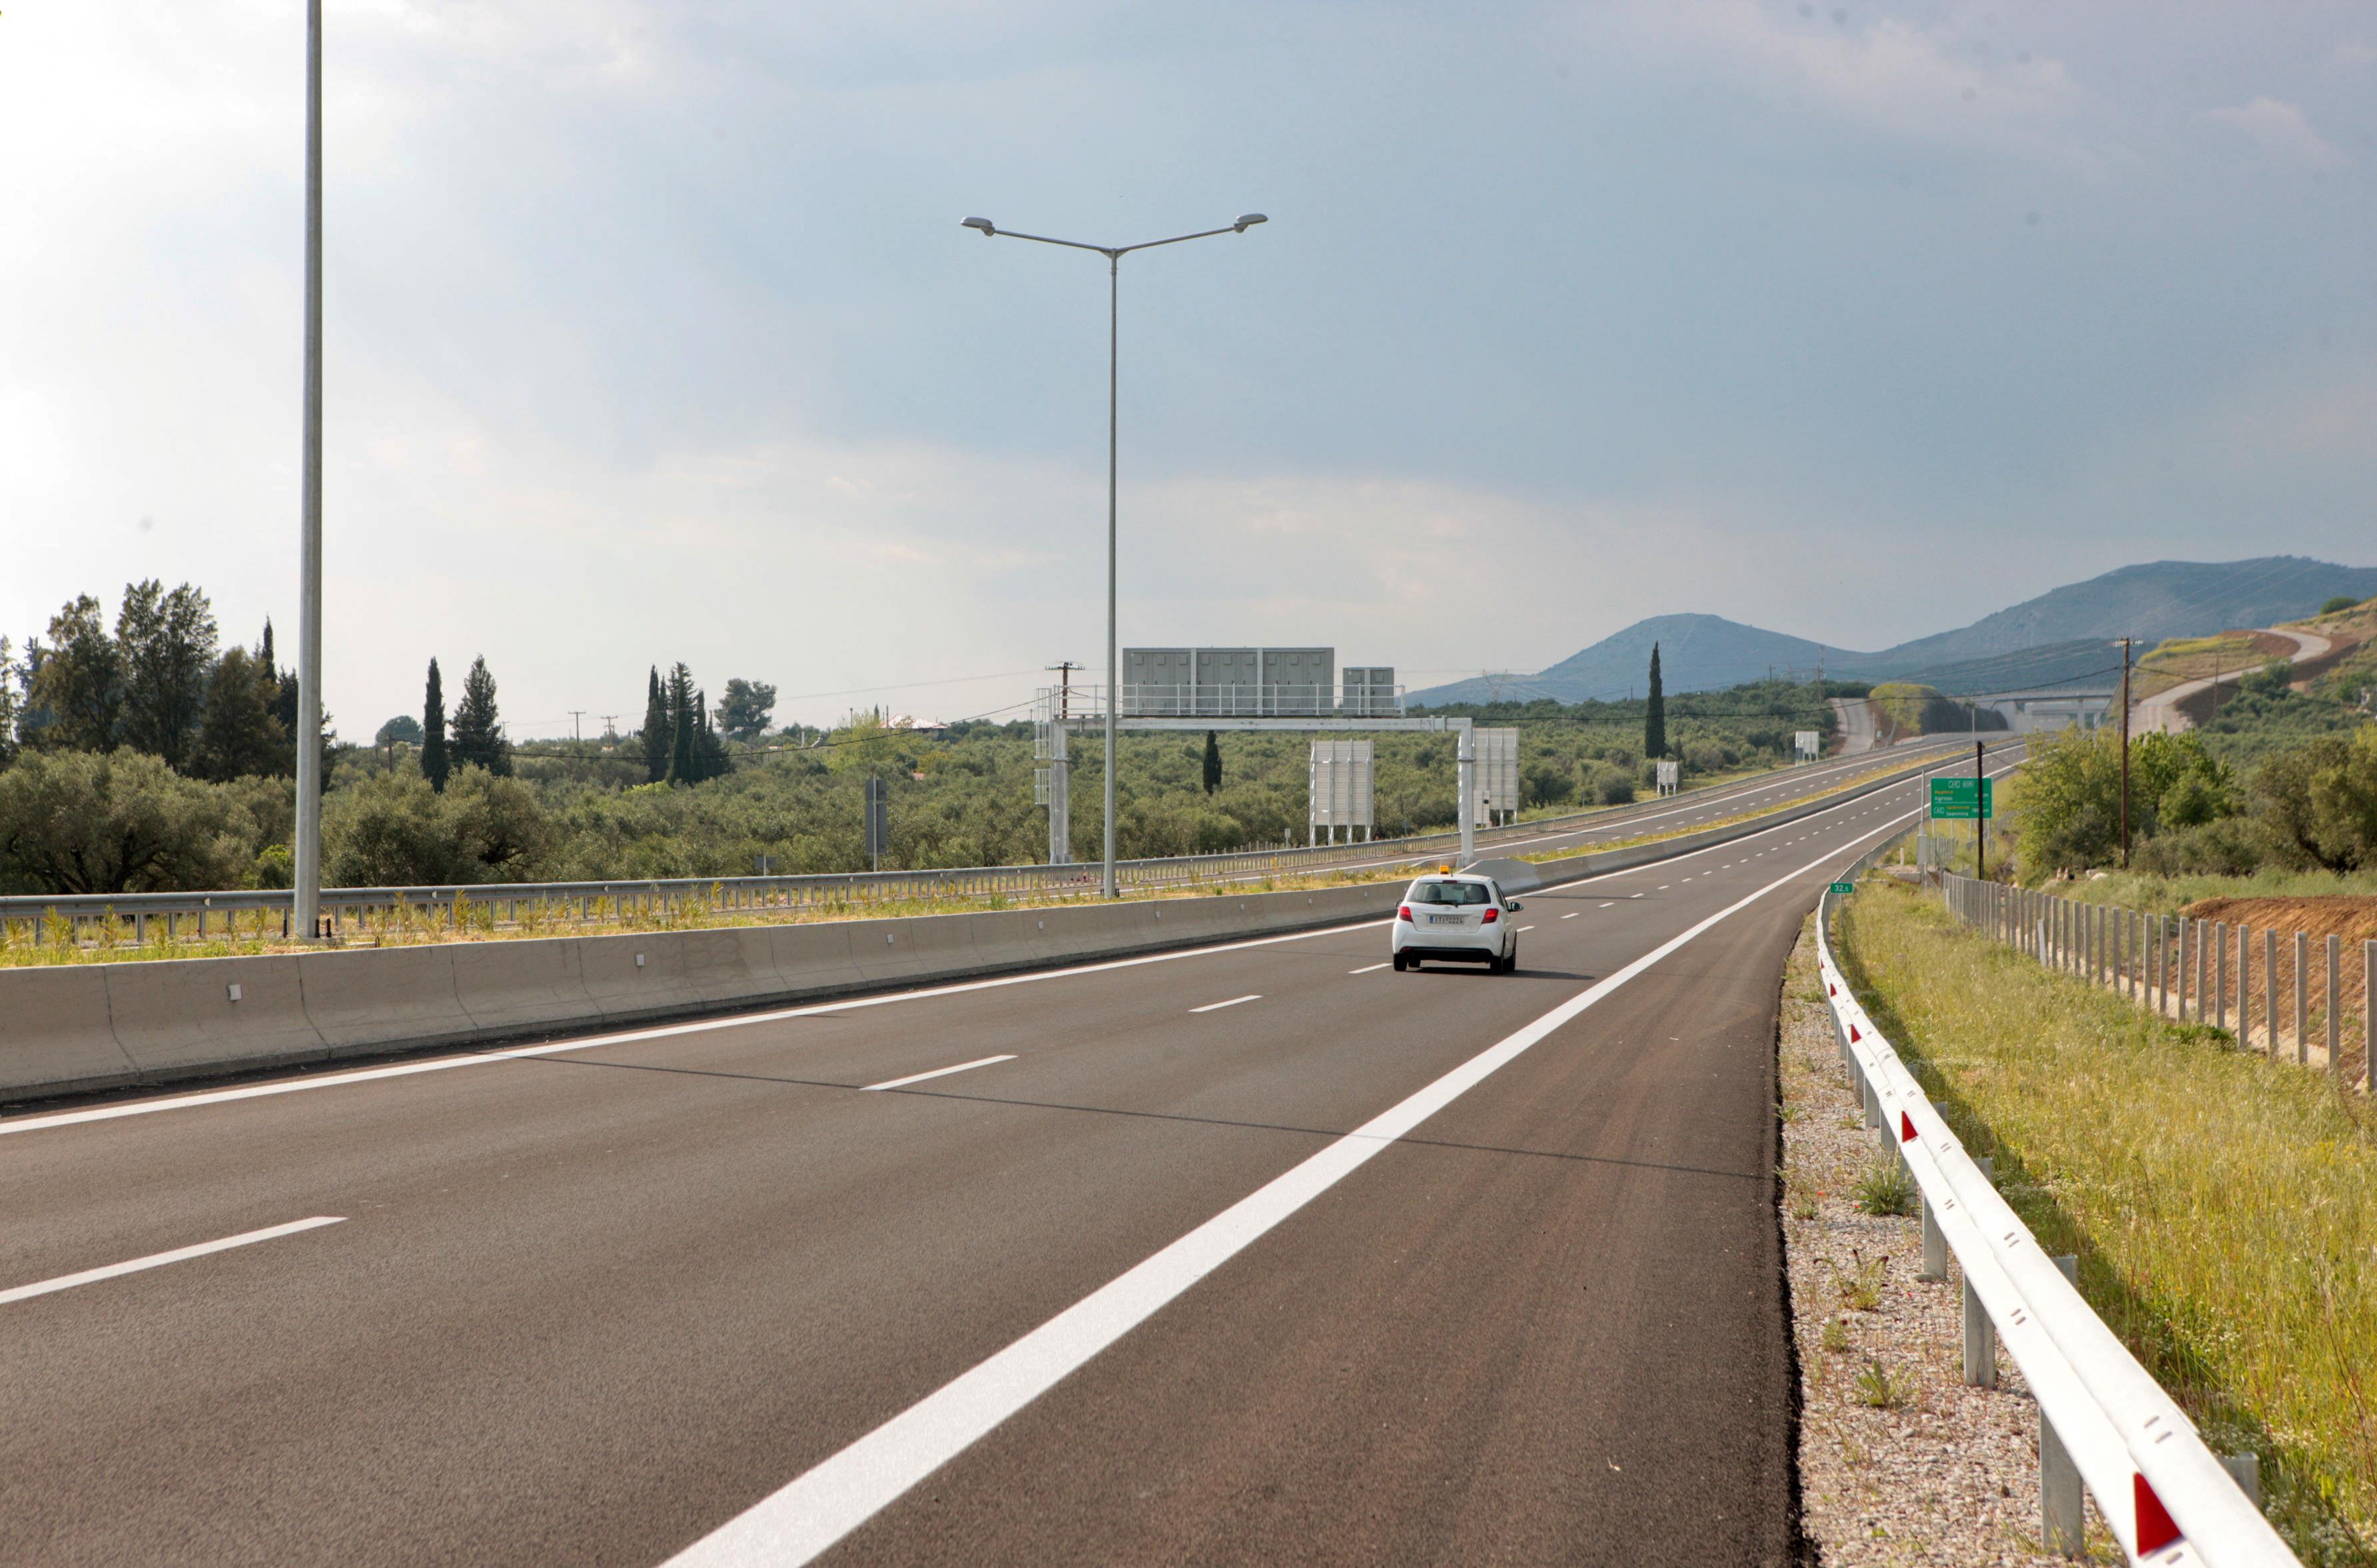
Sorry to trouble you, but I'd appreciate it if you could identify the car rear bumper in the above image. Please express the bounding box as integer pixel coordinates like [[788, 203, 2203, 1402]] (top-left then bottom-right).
[[1395, 943, 1502, 963]]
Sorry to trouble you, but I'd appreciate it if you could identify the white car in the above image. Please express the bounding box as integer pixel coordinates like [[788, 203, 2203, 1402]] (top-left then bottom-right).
[[1391, 872, 1522, 973]]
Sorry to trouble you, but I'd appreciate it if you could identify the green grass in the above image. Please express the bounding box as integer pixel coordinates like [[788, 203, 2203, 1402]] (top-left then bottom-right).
[[1837, 879, 2377, 1565], [1853, 1158, 1919, 1217]]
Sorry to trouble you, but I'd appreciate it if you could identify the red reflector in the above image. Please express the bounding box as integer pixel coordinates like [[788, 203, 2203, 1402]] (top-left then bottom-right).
[[1482, 908, 1499, 923], [1828, 982, 1837, 996], [1398, 905, 1413, 923], [1900, 1111, 1917, 1143], [2135, 1474, 2180, 1554], [1849, 1024, 1861, 1042]]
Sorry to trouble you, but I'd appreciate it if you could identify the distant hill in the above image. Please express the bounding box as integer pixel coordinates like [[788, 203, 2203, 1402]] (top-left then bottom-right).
[[1409, 556, 2377, 705]]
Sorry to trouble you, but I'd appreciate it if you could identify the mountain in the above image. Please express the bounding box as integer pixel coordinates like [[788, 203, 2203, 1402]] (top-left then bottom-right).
[[1414, 613, 1849, 706], [1409, 556, 2377, 706], [1865, 557, 2377, 667]]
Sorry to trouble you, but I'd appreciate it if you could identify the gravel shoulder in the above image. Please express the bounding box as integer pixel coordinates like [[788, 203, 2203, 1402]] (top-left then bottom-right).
[[1779, 917, 2118, 1565]]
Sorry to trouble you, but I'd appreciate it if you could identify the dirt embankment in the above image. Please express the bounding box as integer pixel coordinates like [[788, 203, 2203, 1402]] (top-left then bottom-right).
[[2180, 896, 2376, 1079], [2182, 896, 2377, 942]]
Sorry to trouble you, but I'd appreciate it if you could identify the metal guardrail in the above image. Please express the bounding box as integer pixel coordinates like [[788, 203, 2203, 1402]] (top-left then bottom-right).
[[1819, 845, 2296, 1565], [0, 742, 1966, 950]]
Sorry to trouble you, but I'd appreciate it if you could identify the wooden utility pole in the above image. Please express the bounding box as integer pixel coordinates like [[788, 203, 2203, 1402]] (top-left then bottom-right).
[[1975, 739, 1987, 881], [2119, 637, 2133, 869]]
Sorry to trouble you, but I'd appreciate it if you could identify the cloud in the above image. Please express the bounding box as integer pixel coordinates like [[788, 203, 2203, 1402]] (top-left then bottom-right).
[[1604, 0, 2104, 171], [2201, 97, 2348, 167]]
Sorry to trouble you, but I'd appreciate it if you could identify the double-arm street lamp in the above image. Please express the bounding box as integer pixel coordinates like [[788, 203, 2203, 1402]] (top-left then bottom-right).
[[961, 212, 1268, 899]]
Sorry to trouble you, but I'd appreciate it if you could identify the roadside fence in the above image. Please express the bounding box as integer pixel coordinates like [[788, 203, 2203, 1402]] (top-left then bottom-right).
[[1821, 843, 2298, 1565], [1934, 872, 2374, 1094]]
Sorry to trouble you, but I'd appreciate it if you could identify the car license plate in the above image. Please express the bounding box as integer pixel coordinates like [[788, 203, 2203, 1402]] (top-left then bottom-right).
[[1428, 914, 1460, 925]]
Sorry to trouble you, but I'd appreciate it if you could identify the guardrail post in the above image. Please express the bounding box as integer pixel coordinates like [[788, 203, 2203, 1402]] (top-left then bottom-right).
[[2040, 1254, 2085, 1556], [1919, 1192, 1947, 1282], [1962, 1156, 1997, 1387], [2238, 925, 2252, 1044], [1863, 1069, 1883, 1131], [2221, 1453, 2262, 1510]]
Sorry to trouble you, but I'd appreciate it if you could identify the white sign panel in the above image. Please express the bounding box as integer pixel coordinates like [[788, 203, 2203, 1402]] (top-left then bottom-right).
[[1474, 727, 1520, 823], [1308, 739, 1374, 829]]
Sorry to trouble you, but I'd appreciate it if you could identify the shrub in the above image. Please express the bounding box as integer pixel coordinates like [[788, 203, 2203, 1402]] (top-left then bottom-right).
[[322, 765, 554, 887], [0, 749, 252, 894]]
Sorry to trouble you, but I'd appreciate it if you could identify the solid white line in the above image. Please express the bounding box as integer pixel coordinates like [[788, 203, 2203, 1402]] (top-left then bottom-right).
[[7, 756, 2000, 1144], [1348, 963, 1391, 975], [859, 1055, 1016, 1092], [656, 811, 1929, 1568], [1189, 994, 1262, 1013], [1, 1216, 345, 1306]]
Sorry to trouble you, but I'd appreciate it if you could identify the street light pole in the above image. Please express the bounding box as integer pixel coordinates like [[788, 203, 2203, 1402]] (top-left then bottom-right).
[[961, 212, 1268, 899], [1106, 252, 1119, 900], [294, 0, 325, 941]]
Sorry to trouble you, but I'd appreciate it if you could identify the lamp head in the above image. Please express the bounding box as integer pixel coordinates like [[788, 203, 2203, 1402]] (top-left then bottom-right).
[[1233, 212, 1268, 232], [961, 216, 997, 236]]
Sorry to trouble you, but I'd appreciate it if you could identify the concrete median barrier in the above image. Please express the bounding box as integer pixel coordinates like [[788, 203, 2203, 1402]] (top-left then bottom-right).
[[448, 940, 594, 1043], [0, 967, 143, 1097], [302, 945, 474, 1057], [847, 912, 985, 987], [104, 954, 325, 1080], [761, 921, 861, 998], [579, 932, 703, 1022]]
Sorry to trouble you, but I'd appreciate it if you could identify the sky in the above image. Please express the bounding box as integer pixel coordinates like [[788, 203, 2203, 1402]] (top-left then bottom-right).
[[4, 1, 2375, 735]]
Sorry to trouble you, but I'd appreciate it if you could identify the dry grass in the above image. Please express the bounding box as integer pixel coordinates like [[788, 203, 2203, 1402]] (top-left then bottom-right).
[[2133, 631, 2294, 699], [0, 862, 1416, 969], [1839, 879, 2377, 1565]]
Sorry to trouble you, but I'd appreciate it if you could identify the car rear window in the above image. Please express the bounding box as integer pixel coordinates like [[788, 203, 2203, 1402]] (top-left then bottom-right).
[[1409, 881, 1491, 905]]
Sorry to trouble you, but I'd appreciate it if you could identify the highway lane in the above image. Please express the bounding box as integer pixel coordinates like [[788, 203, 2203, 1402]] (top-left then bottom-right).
[[1319, 734, 1973, 878], [0, 749, 2016, 1567]]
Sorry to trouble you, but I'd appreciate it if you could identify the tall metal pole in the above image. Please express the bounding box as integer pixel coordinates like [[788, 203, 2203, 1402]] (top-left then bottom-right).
[[294, 0, 325, 941], [2119, 636, 2133, 869], [1103, 256, 1120, 899], [1974, 739, 1987, 882], [956, 211, 1264, 903]]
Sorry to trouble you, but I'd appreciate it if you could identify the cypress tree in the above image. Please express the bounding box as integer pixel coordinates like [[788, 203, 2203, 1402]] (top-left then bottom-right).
[[666, 663, 698, 783], [421, 657, 450, 792], [642, 666, 670, 783], [1202, 730, 1222, 794], [451, 655, 512, 775], [694, 690, 731, 781], [1644, 642, 1667, 760]]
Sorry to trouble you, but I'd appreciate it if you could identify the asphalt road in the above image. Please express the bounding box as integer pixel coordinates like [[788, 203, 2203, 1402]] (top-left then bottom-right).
[[0, 746, 2017, 1568], [1319, 735, 1972, 878]]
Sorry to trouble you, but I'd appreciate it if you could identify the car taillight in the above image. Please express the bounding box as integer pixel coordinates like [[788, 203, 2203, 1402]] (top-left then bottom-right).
[[1398, 905, 1414, 922], [1482, 907, 1499, 923]]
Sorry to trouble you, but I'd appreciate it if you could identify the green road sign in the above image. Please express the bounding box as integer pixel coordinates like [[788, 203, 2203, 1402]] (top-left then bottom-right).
[[1828, 881, 1855, 895], [1930, 777, 1994, 820]]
